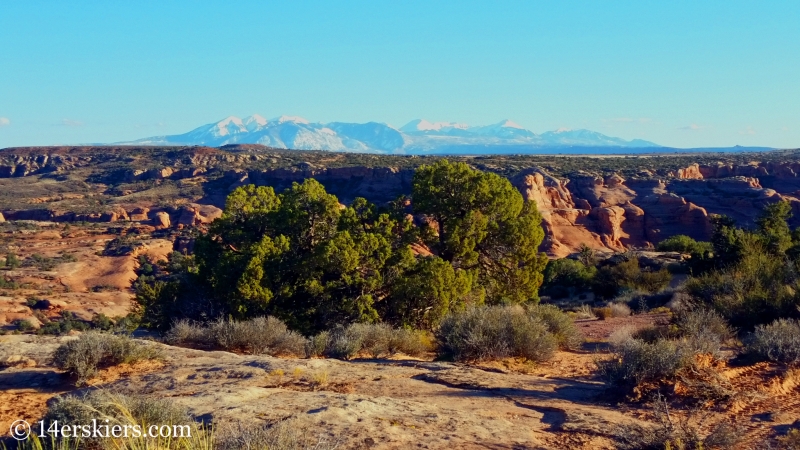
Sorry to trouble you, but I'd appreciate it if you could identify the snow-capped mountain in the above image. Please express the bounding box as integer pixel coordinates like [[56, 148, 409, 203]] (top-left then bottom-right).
[[123, 116, 660, 154]]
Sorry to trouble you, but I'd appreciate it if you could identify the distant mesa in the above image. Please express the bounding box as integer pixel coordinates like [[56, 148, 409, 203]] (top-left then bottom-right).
[[116, 115, 663, 155]]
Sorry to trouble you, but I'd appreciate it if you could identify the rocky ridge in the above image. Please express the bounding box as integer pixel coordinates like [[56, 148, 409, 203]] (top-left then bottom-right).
[[3, 147, 800, 257]]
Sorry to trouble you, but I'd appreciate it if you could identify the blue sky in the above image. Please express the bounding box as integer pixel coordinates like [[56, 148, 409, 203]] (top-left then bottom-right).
[[0, 1, 798, 148]]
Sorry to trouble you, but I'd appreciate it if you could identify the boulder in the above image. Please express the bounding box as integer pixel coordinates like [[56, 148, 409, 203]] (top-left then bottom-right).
[[153, 211, 171, 229], [129, 207, 150, 222]]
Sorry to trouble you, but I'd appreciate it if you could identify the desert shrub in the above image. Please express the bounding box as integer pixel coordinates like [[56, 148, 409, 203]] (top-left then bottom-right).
[[4, 252, 20, 269], [674, 307, 734, 355], [305, 331, 330, 358], [527, 304, 582, 349], [37, 311, 90, 336], [0, 276, 20, 289], [164, 319, 213, 347], [52, 332, 162, 385], [745, 318, 800, 365], [25, 254, 58, 271], [387, 328, 431, 356], [14, 319, 35, 332], [541, 258, 596, 299], [216, 418, 339, 450], [355, 323, 392, 358], [324, 325, 366, 360], [632, 325, 676, 343], [165, 317, 307, 357], [90, 313, 115, 331], [685, 247, 800, 328], [103, 234, 144, 256], [593, 302, 630, 320], [614, 398, 742, 450], [656, 235, 712, 254], [592, 257, 671, 299], [436, 305, 557, 362], [42, 390, 211, 449], [574, 304, 596, 320], [300, 324, 430, 360], [599, 337, 692, 386], [779, 426, 800, 450]]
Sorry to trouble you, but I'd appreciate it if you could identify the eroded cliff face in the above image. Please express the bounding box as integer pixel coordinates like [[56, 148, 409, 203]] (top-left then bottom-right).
[[4, 146, 800, 258], [509, 169, 714, 257]]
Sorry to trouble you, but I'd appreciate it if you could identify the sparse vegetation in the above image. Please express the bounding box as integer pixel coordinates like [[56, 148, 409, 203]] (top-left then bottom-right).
[[52, 332, 162, 385], [436, 305, 558, 362], [745, 318, 800, 365], [165, 317, 306, 357]]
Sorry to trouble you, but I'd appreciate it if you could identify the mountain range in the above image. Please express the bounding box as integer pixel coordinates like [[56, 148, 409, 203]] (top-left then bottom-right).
[[121, 115, 662, 154]]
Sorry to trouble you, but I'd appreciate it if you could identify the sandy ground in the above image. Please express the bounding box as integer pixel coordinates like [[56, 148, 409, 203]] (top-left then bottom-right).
[[1, 319, 798, 449], [0, 223, 173, 326]]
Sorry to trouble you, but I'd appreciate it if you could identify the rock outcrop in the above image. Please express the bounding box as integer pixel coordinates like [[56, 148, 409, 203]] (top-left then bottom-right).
[[153, 212, 171, 230]]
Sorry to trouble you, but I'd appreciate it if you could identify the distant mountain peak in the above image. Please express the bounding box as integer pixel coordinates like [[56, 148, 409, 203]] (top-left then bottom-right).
[[401, 119, 469, 133], [243, 114, 268, 131], [271, 115, 310, 125], [119, 115, 661, 153], [496, 119, 524, 129]]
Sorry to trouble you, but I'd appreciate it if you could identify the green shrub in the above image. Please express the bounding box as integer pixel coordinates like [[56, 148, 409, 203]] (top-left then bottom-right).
[[745, 318, 800, 365], [541, 258, 596, 299], [37, 311, 90, 336], [685, 248, 800, 328], [25, 253, 58, 271], [305, 331, 330, 358], [52, 332, 162, 385], [436, 305, 557, 362], [592, 257, 671, 299], [90, 313, 115, 331], [527, 304, 582, 349], [656, 235, 712, 254], [15, 319, 35, 332], [4, 252, 20, 269]]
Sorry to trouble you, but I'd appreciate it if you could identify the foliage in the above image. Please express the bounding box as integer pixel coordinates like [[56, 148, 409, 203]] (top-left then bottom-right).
[[541, 258, 596, 299], [527, 304, 582, 349], [592, 257, 671, 299], [52, 332, 162, 385], [436, 305, 557, 362], [412, 160, 548, 305], [215, 418, 340, 450], [614, 397, 742, 450], [379, 255, 473, 329], [38, 390, 213, 450], [756, 200, 794, 256], [165, 317, 306, 357], [598, 337, 693, 387], [164, 317, 430, 360], [685, 246, 800, 328], [593, 302, 632, 320], [135, 164, 548, 334], [4, 252, 20, 269], [656, 235, 712, 255], [310, 323, 430, 360], [37, 311, 90, 335], [745, 318, 800, 365]]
